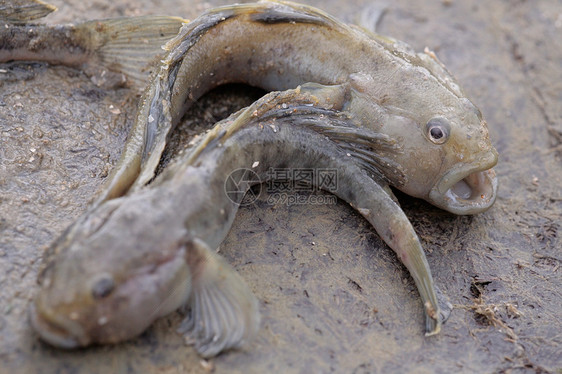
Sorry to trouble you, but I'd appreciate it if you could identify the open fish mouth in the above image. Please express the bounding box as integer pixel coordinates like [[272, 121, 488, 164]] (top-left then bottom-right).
[[29, 302, 86, 349], [429, 150, 498, 215]]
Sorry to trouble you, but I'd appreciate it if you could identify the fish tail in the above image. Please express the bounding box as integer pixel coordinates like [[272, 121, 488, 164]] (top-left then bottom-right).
[[178, 238, 260, 358], [0, 14, 185, 91], [0, 0, 56, 22], [77, 16, 186, 90]]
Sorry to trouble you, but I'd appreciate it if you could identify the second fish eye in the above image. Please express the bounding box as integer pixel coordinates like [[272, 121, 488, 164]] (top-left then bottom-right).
[[425, 117, 450, 144], [91, 275, 115, 299]]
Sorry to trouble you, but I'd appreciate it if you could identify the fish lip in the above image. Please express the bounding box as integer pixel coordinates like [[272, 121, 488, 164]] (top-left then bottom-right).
[[29, 301, 88, 349], [429, 149, 498, 215]]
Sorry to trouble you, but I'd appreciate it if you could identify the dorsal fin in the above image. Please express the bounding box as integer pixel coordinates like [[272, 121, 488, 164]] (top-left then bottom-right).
[[249, 1, 334, 26], [257, 105, 406, 186], [0, 0, 56, 22]]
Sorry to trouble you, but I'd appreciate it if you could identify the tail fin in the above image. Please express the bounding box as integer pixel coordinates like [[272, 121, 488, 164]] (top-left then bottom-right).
[[0, 8, 185, 91], [79, 16, 186, 90], [0, 0, 56, 22]]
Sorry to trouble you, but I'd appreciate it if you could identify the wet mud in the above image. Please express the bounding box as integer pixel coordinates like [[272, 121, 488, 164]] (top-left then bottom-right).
[[1, 0, 561, 373]]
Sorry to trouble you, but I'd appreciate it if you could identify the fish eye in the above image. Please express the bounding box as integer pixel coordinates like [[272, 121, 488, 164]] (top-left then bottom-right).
[[91, 275, 115, 299], [425, 117, 450, 145]]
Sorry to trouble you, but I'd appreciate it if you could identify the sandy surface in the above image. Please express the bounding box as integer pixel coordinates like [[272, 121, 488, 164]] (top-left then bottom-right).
[[1, 0, 561, 373]]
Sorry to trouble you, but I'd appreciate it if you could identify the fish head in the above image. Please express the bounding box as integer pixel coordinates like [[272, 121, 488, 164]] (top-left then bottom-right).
[[381, 99, 498, 216], [352, 44, 498, 215], [422, 104, 499, 215], [30, 194, 192, 348]]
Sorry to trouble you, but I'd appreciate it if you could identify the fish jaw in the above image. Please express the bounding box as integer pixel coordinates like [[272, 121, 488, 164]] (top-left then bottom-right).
[[29, 301, 86, 349], [428, 148, 498, 215]]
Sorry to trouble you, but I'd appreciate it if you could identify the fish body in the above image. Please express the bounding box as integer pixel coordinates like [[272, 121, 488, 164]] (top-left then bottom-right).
[[16, 0, 499, 357], [98, 1, 498, 215]]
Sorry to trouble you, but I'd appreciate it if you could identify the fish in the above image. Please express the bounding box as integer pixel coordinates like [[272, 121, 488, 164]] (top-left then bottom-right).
[[17, 0, 498, 357], [31, 83, 446, 358], [0, 0, 185, 90], [94, 0, 499, 215]]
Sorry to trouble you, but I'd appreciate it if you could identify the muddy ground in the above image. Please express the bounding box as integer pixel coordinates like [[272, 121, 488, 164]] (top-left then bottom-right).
[[1, 0, 561, 373]]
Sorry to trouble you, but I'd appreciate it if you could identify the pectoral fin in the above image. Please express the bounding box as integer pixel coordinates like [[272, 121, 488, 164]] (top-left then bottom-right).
[[179, 239, 260, 358]]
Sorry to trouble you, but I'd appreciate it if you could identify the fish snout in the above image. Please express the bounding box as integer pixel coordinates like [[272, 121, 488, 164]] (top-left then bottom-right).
[[29, 300, 89, 349], [429, 148, 498, 215]]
